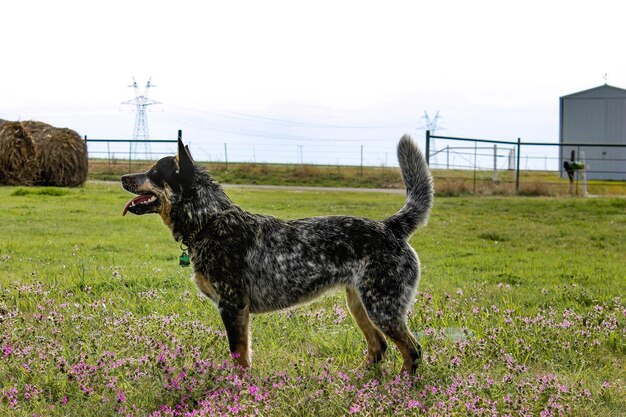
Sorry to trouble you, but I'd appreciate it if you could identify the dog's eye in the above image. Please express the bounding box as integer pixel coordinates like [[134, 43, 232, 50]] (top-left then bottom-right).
[[147, 168, 159, 180]]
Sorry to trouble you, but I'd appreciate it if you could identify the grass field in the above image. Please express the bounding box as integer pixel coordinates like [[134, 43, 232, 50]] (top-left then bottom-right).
[[1, 183, 625, 416]]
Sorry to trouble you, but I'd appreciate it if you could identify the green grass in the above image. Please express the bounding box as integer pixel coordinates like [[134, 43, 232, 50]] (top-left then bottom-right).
[[0, 183, 625, 416]]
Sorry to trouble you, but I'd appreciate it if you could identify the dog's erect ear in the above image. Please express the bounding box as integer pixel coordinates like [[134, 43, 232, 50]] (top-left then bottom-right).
[[178, 138, 195, 187]]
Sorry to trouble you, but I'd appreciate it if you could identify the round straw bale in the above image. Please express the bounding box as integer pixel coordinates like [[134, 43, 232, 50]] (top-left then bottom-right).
[[0, 122, 39, 185], [27, 124, 88, 187]]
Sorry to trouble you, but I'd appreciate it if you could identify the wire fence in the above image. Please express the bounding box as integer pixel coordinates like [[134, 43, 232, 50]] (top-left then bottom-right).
[[84, 137, 397, 168], [426, 132, 626, 195], [84, 130, 626, 196]]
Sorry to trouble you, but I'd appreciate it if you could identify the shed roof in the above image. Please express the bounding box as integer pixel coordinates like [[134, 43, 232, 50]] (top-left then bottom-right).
[[561, 84, 626, 99]]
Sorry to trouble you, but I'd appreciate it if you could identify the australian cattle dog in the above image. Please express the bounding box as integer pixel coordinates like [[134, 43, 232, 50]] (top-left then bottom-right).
[[121, 135, 433, 373]]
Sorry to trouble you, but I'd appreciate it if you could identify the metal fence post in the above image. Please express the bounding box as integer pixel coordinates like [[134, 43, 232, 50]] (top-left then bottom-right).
[[515, 138, 521, 193], [425, 130, 431, 165], [473, 141, 478, 193], [576, 145, 580, 195], [493, 144, 498, 182], [360, 145, 364, 176]]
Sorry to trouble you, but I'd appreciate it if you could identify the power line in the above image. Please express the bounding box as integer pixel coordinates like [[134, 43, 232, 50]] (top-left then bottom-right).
[[167, 103, 404, 130], [152, 111, 391, 143]]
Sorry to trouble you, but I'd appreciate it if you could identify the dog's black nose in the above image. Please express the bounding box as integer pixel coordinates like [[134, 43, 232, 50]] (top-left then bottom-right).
[[121, 174, 134, 189]]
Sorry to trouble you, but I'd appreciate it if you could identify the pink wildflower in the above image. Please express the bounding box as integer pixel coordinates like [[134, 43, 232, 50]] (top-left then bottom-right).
[[2, 344, 13, 357], [116, 389, 127, 403]]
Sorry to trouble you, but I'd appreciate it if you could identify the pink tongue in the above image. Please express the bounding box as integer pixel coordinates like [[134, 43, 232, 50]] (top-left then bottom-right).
[[122, 195, 153, 216]]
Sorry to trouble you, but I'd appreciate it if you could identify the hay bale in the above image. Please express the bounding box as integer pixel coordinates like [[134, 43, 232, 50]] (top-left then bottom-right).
[[0, 120, 88, 187], [25, 122, 88, 187], [0, 122, 39, 185]]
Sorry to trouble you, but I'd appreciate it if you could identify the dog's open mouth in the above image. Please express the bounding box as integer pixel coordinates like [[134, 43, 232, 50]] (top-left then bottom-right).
[[123, 194, 159, 216]]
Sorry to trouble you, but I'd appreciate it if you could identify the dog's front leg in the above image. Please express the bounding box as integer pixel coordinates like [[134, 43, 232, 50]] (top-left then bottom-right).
[[219, 303, 251, 369]]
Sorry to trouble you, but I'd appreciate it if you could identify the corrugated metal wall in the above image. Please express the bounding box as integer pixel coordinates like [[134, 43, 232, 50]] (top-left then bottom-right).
[[560, 86, 626, 180]]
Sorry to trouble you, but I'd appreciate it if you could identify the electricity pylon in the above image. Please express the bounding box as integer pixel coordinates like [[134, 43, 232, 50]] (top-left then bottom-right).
[[123, 77, 160, 159], [418, 111, 443, 165]]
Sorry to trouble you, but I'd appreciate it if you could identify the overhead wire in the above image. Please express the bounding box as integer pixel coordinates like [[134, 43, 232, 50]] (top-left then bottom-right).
[[152, 108, 402, 143], [167, 103, 406, 130]]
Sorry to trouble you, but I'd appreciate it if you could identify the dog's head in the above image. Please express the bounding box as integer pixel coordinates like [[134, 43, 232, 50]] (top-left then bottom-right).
[[121, 138, 194, 217]]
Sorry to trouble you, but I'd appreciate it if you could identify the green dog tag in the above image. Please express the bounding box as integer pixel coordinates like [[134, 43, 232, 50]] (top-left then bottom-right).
[[179, 245, 190, 267], [179, 252, 190, 267]]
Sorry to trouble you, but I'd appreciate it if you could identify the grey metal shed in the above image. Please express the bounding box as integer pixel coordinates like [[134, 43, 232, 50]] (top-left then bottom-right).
[[559, 84, 626, 180]]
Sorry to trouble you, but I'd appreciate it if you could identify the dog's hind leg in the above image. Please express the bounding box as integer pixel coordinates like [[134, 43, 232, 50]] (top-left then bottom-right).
[[357, 286, 421, 374], [219, 303, 251, 370], [345, 286, 388, 367], [377, 321, 421, 374]]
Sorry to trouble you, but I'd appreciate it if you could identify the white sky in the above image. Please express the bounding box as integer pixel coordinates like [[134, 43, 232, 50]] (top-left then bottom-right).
[[1, 0, 624, 166]]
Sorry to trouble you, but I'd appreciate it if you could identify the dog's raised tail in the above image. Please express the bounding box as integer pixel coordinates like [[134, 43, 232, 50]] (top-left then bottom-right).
[[385, 135, 434, 240]]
